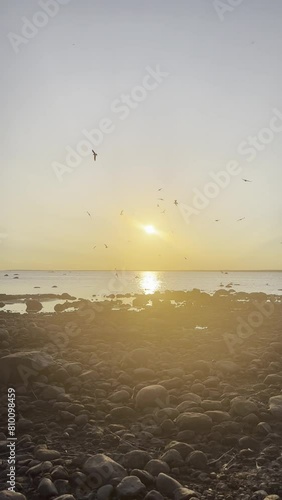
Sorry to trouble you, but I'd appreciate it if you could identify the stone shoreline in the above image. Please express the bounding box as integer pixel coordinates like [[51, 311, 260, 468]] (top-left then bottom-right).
[[0, 290, 282, 499]]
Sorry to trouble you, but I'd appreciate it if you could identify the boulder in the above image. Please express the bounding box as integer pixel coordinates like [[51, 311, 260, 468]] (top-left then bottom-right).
[[83, 454, 126, 485], [0, 492, 27, 500], [269, 395, 282, 418], [175, 413, 212, 433], [26, 299, 43, 312], [116, 476, 146, 498], [0, 351, 55, 385], [122, 450, 152, 469], [135, 385, 169, 409], [230, 397, 258, 417]]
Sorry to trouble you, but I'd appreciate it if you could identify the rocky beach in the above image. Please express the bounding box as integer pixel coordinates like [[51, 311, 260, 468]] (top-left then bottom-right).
[[0, 289, 282, 500]]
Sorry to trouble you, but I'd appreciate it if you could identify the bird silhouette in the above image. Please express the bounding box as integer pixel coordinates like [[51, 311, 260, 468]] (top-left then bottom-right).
[[93, 246, 96, 249], [158, 198, 164, 201], [174, 200, 178, 206], [104, 244, 108, 249], [214, 219, 220, 222], [161, 210, 166, 214], [120, 210, 124, 216], [92, 150, 98, 161], [158, 188, 162, 191], [87, 212, 91, 218], [237, 217, 245, 221], [242, 178, 252, 182]]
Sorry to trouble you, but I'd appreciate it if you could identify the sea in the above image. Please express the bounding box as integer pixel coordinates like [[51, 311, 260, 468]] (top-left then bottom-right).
[[0, 270, 282, 314]]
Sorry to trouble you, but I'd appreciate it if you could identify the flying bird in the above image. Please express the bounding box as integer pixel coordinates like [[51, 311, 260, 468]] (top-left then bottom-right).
[[158, 188, 162, 191], [184, 257, 188, 260], [93, 246, 96, 249], [237, 217, 245, 222], [120, 210, 124, 216], [87, 212, 91, 218], [158, 198, 164, 201], [104, 244, 108, 249], [161, 210, 166, 214], [174, 200, 178, 206], [214, 219, 220, 222], [92, 150, 98, 162], [242, 178, 252, 182]]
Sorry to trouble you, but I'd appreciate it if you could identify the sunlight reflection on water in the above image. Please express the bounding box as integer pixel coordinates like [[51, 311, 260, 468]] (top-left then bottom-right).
[[139, 271, 161, 294]]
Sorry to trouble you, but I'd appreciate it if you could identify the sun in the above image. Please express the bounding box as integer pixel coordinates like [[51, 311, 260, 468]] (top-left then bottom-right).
[[144, 225, 156, 235]]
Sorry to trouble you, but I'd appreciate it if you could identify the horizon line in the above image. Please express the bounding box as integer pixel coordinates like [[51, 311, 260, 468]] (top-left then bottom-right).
[[1, 269, 282, 273]]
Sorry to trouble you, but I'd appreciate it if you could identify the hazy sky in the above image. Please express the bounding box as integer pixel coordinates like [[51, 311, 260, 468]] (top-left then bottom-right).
[[1, 0, 282, 270]]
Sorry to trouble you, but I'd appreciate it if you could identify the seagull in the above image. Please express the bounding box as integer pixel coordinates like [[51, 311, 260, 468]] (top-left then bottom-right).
[[158, 198, 164, 201], [120, 210, 124, 216], [158, 188, 162, 191], [174, 200, 178, 206], [87, 211, 91, 218], [242, 178, 252, 182], [92, 150, 98, 162], [237, 217, 245, 222], [184, 257, 188, 260], [93, 246, 96, 249], [104, 244, 108, 249], [214, 219, 220, 222]]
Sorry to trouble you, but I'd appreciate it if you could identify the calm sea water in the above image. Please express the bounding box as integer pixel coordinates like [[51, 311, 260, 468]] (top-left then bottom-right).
[[1, 270, 282, 299]]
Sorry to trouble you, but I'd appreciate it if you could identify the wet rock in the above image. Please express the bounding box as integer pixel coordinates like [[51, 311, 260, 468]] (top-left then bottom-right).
[[26, 299, 43, 312]]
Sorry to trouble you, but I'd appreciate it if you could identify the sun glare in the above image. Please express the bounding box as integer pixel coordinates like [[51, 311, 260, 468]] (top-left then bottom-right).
[[144, 225, 156, 234]]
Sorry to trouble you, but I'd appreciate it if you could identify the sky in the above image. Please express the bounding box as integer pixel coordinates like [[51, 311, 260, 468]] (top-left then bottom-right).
[[1, 0, 282, 271]]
